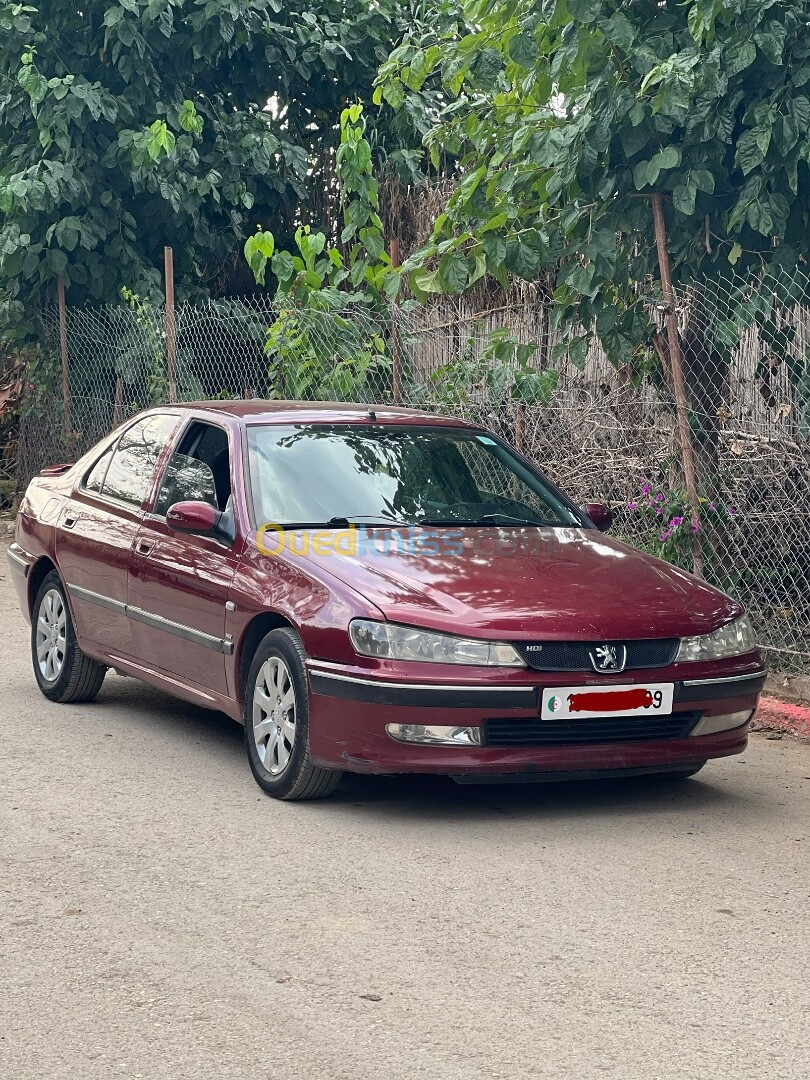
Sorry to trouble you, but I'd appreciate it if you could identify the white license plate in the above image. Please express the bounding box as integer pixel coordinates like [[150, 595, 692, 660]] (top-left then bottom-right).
[[540, 682, 674, 721]]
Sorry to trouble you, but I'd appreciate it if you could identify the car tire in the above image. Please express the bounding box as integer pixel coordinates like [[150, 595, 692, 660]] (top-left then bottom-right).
[[244, 627, 342, 800], [31, 570, 107, 703]]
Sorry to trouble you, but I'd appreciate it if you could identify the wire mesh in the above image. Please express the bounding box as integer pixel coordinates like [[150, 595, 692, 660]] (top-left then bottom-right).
[[16, 264, 810, 672]]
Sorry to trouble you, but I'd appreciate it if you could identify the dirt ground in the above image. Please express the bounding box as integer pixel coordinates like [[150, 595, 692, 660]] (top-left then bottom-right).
[[1, 569, 809, 1080]]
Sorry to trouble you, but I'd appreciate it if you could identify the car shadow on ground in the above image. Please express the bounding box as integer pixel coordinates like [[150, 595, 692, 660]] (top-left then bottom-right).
[[89, 675, 758, 824]]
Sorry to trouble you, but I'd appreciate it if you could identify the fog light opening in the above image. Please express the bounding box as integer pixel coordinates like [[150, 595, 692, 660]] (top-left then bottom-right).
[[385, 724, 483, 746], [689, 710, 754, 737]]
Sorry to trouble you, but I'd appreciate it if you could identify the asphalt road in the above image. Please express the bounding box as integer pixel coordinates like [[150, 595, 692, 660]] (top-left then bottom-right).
[[1, 571, 809, 1080]]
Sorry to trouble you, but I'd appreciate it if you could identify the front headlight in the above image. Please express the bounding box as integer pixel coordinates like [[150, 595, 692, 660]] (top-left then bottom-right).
[[676, 615, 757, 663], [349, 619, 525, 667]]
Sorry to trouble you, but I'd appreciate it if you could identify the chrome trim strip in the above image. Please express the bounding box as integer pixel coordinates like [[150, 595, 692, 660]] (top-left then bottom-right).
[[68, 582, 127, 615], [681, 670, 766, 687], [127, 605, 231, 654], [6, 548, 31, 578], [308, 668, 534, 693], [67, 583, 233, 655]]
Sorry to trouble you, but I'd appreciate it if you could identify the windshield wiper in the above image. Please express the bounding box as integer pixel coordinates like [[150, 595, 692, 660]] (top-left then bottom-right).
[[274, 515, 408, 530], [417, 513, 553, 528]]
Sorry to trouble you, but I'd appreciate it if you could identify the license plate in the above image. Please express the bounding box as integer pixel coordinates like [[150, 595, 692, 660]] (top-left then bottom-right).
[[540, 682, 674, 720]]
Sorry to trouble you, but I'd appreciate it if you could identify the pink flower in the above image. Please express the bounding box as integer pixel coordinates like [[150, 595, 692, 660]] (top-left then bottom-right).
[[655, 507, 663, 516], [690, 522, 700, 533], [728, 506, 737, 516], [669, 516, 683, 527], [641, 483, 652, 495], [708, 501, 716, 511], [656, 492, 664, 502], [628, 500, 638, 509]]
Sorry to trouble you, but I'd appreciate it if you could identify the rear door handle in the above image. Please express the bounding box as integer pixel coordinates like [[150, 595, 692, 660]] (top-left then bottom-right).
[[63, 514, 78, 529], [136, 538, 154, 556]]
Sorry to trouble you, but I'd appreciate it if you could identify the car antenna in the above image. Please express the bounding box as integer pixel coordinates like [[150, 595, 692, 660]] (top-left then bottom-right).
[[367, 409, 377, 421]]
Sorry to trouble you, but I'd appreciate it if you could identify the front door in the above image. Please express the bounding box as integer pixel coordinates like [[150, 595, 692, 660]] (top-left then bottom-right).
[[127, 419, 241, 696]]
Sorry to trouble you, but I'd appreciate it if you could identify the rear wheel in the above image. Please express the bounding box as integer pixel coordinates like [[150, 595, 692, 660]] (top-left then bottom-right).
[[244, 628, 342, 800], [31, 570, 106, 703]]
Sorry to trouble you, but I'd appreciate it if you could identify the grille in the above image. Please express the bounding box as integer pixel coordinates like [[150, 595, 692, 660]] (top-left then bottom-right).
[[514, 639, 679, 672], [483, 712, 701, 747]]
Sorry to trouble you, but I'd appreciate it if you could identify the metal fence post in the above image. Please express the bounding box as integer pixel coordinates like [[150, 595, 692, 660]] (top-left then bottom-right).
[[390, 237, 402, 405], [56, 274, 71, 443], [164, 246, 178, 403]]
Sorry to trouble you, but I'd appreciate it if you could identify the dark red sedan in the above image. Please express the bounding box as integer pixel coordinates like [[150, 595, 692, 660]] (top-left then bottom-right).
[[8, 402, 765, 799]]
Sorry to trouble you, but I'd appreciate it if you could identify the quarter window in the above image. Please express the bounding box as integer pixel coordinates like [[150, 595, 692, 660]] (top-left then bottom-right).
[[85, 414, 178, 507]]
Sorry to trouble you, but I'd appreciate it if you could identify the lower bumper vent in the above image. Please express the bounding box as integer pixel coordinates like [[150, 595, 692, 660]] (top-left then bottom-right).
[[483, 712, 701, 747]]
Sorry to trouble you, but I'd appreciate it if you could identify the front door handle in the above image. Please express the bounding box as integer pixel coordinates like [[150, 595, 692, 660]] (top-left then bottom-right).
[[136, 538, 155, 556], [63, 514, 78, 529]]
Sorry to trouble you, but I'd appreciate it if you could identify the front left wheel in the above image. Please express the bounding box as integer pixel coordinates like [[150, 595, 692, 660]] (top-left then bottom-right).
[[31, 570, 107, 703], [244, 627, 342, 800]]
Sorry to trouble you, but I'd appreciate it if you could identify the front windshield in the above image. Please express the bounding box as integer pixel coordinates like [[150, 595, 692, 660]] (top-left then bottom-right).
[[246, 424, 581, 529]]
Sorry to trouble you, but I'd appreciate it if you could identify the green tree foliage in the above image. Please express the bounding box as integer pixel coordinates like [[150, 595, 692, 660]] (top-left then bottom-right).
[[244, 105, 400, 400], [0, 0, 436, 339], [378, 0, 810, 365]]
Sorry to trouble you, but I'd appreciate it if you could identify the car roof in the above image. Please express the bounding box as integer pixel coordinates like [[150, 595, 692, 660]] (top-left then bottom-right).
[[173, 400, 478, 428]]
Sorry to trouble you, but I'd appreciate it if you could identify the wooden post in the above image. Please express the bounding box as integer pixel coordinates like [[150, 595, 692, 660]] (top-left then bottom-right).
[[164, 245, 177, 403], [56, 274, 71, 443], [651, 193, 704, 578], [390, 236, 402, 405]]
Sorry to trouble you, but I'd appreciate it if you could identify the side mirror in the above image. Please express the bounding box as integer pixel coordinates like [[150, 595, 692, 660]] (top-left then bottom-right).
[[166, 499, 236, 545], [580, 502, 613, 532]]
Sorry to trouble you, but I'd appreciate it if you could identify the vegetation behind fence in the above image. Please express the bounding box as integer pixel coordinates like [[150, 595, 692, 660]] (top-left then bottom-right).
[[17, 265, 810, 674]]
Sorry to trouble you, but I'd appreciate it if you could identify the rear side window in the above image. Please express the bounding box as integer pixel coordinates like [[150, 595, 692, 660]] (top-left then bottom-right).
[[85, 414, 178, 507]]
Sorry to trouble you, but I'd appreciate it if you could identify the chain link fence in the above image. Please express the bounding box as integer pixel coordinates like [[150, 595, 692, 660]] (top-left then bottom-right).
[[16, 265, 810, 674]]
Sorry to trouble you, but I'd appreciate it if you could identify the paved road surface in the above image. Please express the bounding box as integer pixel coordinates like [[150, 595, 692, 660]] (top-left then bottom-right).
[[1, 572, 808, 1080]]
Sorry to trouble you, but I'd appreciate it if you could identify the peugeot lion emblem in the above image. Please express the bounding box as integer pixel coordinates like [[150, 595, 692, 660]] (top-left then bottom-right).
[[589, 644, 627, 673]]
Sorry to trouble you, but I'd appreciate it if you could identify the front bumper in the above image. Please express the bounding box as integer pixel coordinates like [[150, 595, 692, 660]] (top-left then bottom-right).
[[306, 660, 764, 776]]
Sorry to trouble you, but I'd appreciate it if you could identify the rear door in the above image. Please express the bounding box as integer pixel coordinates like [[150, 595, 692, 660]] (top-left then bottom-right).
[[127, 418, 242, 695], [56, 413, 180, 656]]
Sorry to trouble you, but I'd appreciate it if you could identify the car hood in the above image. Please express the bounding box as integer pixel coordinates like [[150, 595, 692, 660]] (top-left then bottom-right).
[[297, 526, 741, 640]]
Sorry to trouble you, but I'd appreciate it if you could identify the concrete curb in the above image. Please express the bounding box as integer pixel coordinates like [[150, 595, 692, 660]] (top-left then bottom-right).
[[753, 696, 810, 739]]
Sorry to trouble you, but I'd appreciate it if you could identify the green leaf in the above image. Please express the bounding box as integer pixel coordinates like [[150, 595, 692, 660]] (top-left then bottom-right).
[[672, 177, 697, 215], [508, 32, 537, 68], [603, 12, 635, 51], [437, 252, 469, 292], [736, 130, 764, 175], [271, 250, 295, 283], [504, 236, 540, 281], [747, 200, 773, 235], [567, 0, 600, 22], [482, 232, 506, 268], [655, 146, 681, 171], [728, 242, 743, 265], [411, 267, 442, 297], [724, 39, 756, 76], [633, 160, 653, 190], [754, 23, 787, 66]]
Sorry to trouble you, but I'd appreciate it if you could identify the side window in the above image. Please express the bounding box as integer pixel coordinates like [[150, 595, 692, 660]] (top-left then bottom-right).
[[92, 414, 178, 507], [155, 421, 231, 516]]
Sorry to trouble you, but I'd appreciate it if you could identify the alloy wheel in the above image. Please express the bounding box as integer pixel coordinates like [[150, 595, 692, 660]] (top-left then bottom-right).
[[252, 655, 297, 775], [36, 587, 67, 682]]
